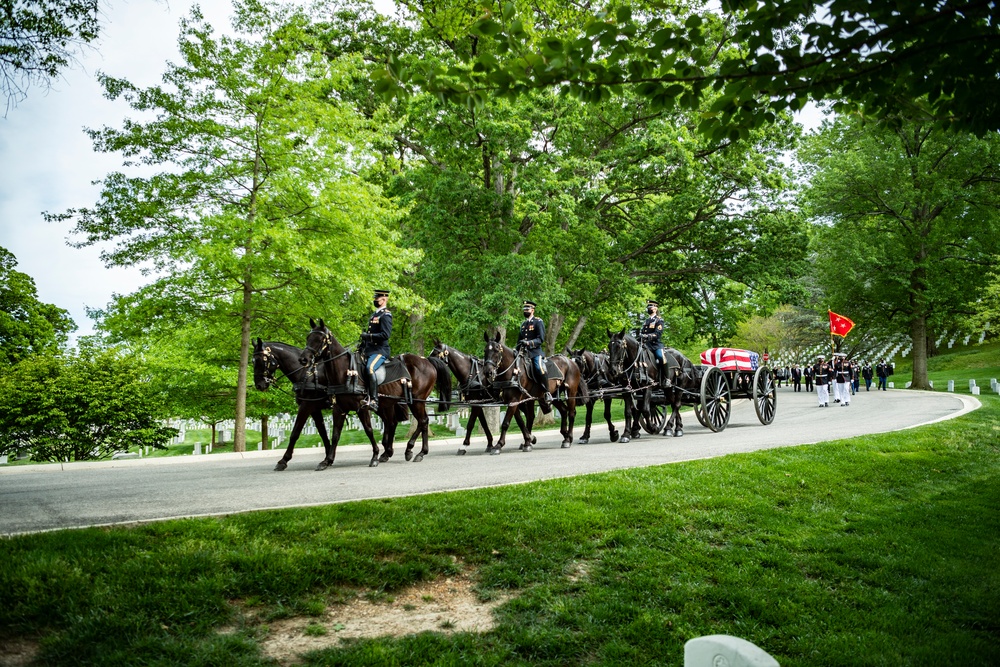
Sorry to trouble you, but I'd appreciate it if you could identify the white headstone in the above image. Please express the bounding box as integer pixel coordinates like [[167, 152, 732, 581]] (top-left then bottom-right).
[[193, 443, 202, 455], [948, 380, 954, 392], [947, 339, 954, 348], [964, 334, 971, 345], [888, 382, 894, 388], [928, 380, 933, 388], [969, 379, 977, 389], [0, 454, 7, 465], [684, 635, 779, 667], [972, 386, 981, 395], [455, 425, 465, 438], [905, 381, 912, 388]]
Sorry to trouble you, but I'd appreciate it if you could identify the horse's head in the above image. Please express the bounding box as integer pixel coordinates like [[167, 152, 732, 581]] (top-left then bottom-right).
[[482, 330, 504, 383], [252, 338, 279, 391], [570, 348, 593, 376], [430, 339, 449, 362], [607, 327, 630, 378], [299, 317, 335, 366]]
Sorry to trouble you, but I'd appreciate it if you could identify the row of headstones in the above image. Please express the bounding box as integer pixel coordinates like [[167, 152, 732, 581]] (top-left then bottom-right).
[[902, 378, 998, 395]]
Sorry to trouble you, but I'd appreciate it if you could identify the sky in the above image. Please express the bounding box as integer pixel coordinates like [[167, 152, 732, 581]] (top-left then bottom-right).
[[0, 1, 823, 342]]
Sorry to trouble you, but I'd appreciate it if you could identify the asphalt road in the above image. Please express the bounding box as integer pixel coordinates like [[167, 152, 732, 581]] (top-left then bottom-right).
[[0, 388, 978, 536]]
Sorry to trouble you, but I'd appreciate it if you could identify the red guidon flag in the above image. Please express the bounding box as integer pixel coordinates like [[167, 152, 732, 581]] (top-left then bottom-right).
[[829, 310, 855, 337]]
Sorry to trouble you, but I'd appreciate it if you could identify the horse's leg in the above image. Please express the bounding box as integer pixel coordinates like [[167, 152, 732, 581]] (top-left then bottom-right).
[[359, 407, 380, 467], [557, 401, 572, 448], [313, 408, 335, 471], [406, 402, 430, 462], [494, 401, 518, 453], [619, 396, 632, 444], [457, 407, 474, 455], [475, 408, 495, 453], [578, 396, 594, 444], [378, 403, 397, 463], [404, 401, 430, 462], [663, 394, 677, 437], [517, 402, 537, 451], [673, 393, 684, 437], [604, 398, 619, 442], [275, 404, 310, 471], [629, 392, 642, 439]]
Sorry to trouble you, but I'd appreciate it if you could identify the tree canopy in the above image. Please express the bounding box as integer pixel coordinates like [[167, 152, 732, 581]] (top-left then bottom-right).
[[375, 0, 1000, 137], [0, 245, 75, 365], [0, 0, 101, 110]]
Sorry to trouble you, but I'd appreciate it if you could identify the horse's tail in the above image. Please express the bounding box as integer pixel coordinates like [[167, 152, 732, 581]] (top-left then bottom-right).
[[428, 356, 452, 412]]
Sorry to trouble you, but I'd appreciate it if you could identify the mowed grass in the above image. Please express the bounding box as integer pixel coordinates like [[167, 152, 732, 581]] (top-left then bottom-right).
[[1, 397, 998, 666], [892, 340, 1000, 394]]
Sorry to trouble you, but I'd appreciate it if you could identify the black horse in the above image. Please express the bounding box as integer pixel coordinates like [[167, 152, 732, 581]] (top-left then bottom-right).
[[569, 348, 621, 444], [429, 340, 532, 455], [482, 331, 583, 452], [252, 338, 380, 471], [300, 319, 450, 464], [607, 328, 700, 438]]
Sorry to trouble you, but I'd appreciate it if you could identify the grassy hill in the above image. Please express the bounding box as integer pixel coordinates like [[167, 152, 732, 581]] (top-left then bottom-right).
[[890, 339, 1000, 393]]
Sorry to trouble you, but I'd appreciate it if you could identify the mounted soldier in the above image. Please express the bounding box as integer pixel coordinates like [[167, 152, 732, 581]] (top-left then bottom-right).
[[638, 299, 666, 384], [516, 299, 553, 406], [360, 289, 392, 410]]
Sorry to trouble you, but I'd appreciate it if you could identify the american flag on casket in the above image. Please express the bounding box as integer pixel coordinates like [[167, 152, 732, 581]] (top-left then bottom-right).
[[700, 348, 761, 372]]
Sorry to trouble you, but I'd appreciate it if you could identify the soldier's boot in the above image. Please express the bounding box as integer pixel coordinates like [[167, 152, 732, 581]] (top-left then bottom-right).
[[365, 374, 379, 411]]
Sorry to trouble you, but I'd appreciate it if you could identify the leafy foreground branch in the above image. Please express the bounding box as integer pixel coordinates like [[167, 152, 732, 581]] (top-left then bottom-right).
[[2, 399, 998, 666]]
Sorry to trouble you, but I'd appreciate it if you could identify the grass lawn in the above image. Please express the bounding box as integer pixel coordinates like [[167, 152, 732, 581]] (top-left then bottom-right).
[[1, 392, 997, 666]]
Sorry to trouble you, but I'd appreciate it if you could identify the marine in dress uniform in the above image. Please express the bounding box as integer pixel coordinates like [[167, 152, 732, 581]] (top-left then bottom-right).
[[517, 300, 552, 404], [639, 300, 667, 384], [833, 353, 850, 406], [813, 355, 830, 407], [360, 289, 392, 409]]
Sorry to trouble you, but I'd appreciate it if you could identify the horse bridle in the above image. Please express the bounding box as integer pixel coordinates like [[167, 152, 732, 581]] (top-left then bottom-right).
[[253, 345, 280, 386], [302, 327, 351, 366], [483, 341, 518, 383]]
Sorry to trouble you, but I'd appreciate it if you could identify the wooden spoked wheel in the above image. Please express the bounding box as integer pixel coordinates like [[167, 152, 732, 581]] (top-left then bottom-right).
[[699, 366, 732, 432], [752, 366, 777, 425], [639, 402, 667, 434]]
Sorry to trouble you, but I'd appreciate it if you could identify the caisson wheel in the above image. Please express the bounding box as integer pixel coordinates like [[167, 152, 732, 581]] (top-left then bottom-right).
[[699, 366, 732, 432], [752, 365, 777, 425]]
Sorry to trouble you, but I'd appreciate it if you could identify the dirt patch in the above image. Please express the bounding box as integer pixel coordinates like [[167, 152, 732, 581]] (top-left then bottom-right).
[[258, 570, 507, 665], [0, 637, 40, 667]]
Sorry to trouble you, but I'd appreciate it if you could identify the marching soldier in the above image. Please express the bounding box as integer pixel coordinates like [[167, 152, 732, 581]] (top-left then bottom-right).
[[360, 289, 392, 410], [833, 352, 851, 406], [517, 300, 553, 405], [813, 354, 830, 407], [876, 359, 888, 390], [639, 299, 667, 384]]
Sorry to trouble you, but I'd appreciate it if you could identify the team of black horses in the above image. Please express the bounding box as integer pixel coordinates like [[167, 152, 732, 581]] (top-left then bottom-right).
[[252, 320, 714, 471]]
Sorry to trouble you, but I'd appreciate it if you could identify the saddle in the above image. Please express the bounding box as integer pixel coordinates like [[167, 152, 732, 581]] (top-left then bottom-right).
[[331, 352, 412, 396]]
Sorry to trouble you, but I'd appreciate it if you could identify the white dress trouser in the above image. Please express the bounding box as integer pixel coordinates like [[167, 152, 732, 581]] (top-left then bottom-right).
[[816, 384, 829, 405], [835, 382, 850, 404]]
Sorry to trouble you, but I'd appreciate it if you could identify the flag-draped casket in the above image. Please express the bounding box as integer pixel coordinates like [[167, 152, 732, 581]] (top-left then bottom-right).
[[700, 348, 761, 372]]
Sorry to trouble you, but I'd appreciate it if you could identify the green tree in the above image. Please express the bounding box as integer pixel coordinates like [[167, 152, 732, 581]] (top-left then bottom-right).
[[370, 0, 807, 354], [0, 0, 102, 109], [799, 112, 1000, 389], [0, 346, 177, 462], [49, 1, 417, 451], [379, 0, 1000, 136], [0, 245, 75, 365]]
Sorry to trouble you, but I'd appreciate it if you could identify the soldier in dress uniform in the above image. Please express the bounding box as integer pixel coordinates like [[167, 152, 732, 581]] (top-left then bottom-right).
[[813, 354, 830, 407], [638, 299, 667, 384], [833, 352, 851, 406], [360, 289, 392, 410], [516, 300, 553, 405]]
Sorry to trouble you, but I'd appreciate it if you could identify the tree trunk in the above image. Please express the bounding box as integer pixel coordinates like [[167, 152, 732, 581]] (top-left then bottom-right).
[[564, 315, 588, 352], [545, 312, 565, 356], [910, 313, 930, 389], [261, 415, 269, 450], [234, 280, 252, 452], [410, 311, 425, 356], [534, 405, 556, 426]]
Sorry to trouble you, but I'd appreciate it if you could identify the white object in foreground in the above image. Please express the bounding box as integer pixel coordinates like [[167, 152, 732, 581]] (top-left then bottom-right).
[[685, 635, 779, 667]]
